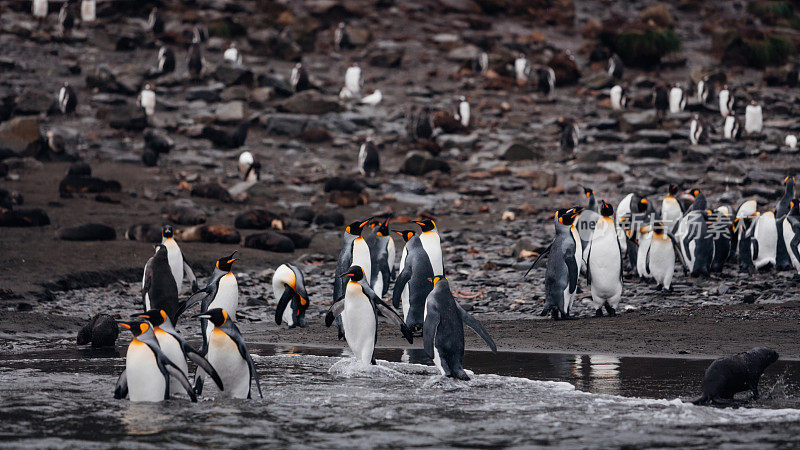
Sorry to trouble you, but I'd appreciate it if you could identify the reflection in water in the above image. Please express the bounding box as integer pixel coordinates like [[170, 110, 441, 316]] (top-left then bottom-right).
[[121, 403, 169, 436], [588, 355, 621, 395]]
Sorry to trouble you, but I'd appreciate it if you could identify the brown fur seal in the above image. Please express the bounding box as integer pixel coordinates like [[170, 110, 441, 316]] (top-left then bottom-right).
[[691, 347, 779, 406]]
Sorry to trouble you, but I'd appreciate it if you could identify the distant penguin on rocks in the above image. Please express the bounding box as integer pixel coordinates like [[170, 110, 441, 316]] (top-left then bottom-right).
[[719, 85, 734, 117], [32, 0, 48, 23], [192, 24, 208, 44], [138, 84, 156, 116], [586, 201, 623, 316], [647, 221, 676, 290], [559, 117, 579, 154], [514, 54, 530, 84], [81, 0, 96, 24], [148, 7, 164, 34], [723, 112, 741, 141], [669, 83, 686, 113], [358, 138, 379, 177], [473, 51, 489, 75], [608, 53, 624, 80], [340, 63, 363, 99], [224, 42, 242, 65], [538, 66, 555, 100], [272, 264, 310, 328], [697, 76, 713, 105], [423, 276, 496, 380], [786, 135, 798, 151], [290, 62, 311, 92], [454, 96, 470, 128], [653, 83, 669, 117], [689, 114, 708, 145], [393, 230, 416, 321], [334, 22, 352, 51], [610, 85, 628, 110], [238, 151, 260, 181], [58, 82, 77, 114], [745, 100, 763, 134], [58, 2, 74, 36], [359, 90, 382, 105], [157, 46, 175, 75], [187, 42, 204, 80], [775, 177, 795, 271]]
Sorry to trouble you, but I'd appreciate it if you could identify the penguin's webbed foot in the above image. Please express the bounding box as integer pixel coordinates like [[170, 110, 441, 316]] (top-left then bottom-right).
[[595, 308, 604, 317], [604, 303, 617, 317], [655, 284, 663, 291]]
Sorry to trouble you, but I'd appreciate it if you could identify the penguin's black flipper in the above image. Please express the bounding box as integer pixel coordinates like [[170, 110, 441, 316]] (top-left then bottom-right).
[[457, 304, 497, 353], [141, 258, 153, 309], [233, 331, 263, 399], [175, 287, 212, 323], [645, 243, 652, 275], [165, 364, 198, 402], [523, 244, 551, 279], [380, 260, 391, 297], [752, 240, 759, 260], [113, 370, 128, 399], [422, 307, 439, 359], [585, 244, 593, 286], [374, 300, 413, 344], [324, 301, 345, 327], [186, 349, 224, 392], [667, 231, 691, 274], [565, 253, 578, 295], [275, 285, 294, 325], [392, 265, 413, 308], [789, 224, 800, 265]]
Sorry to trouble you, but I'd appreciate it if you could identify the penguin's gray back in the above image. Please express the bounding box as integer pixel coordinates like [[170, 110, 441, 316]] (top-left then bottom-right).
[[334, 233, 357, 300], [544, 231, 575, 312], [145, 250, 179, 320], [426, 280, 465, 376], [398, 236, 435, 327]]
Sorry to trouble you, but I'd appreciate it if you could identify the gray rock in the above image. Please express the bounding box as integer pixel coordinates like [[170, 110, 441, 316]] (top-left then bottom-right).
[[278, 91, 342, 115], [437, 133, 478, 149], [582, 72, 613, 90], [251, 87, 275, 104], [105, 103, 147, 130], [501, 142, 543, 161], [213, 64, 254, 86], [619, 110, 657, 133], [577, 149, 617, 163], [367, 40, 404, 68], [633, 129, 671, 144], [257, 74, 293, 97], [0, 116, 42, 157], [186, 86, 221, 102], [400, 151, 451, 176], [624, 143, 671, 159], [14, 90, 54, 115], [215, 101, 245, 123], [262, 114, 309, 136], [86, 66, 135, 95], [446, 45, 481, 62]]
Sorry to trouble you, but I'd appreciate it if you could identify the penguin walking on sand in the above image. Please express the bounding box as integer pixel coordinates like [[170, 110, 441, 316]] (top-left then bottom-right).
[[81, 0, 96, 24], [782, 201, 800, 273], [134, 309, 224, 396], [653, 84, 669, 118], [454, 96, 470, 128], [723, 113, 741, 141], [514, 54, 530, 84], [669, 83, 686, 113], [646, 221, 676, 290], [719, 85, 733, 117], [608, 54, 624, 80], [157, 46, 175, 75], [527, 207, 582, 320], [538, 66, 555, 100], [273, 263, 310, 328], [223, 42, 242, 65], [193, 308, 262, 399], [291, 63, 311, 92], [325, 266, 413, 365], [423, 276, 496, 380], [786, 135, 797, 151], [340, 63, 363, 99], [33, 0, 48, 24], [689, 114, 708, 145], [610, 85, 628, 110], [58, 2, 74, 36], [148, 7, 164, 35], [58, 82, 77, 114], [586, 201, 623, 316], [138, 84, 156, 116], [160, 224, 198, 295], [187, 42, 204, 80], [358, 138, 380, 177], [114, 320, 197, 402], [141, 244, 180, 322], [775, 177, 795, 271], [238, 151, 260, 181], [333, 219, 373, 338], [559, 118, 579, 154], [365, 217, 395, 297], [697, 76, 714, 105], [393, 230, 416, 321], [745, 100, 763, 134]]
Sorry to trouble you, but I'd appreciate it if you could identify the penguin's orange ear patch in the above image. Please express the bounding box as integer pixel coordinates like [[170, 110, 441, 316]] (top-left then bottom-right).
[[119, 322, 131, 329], [140, 323, 149, 334], [160, 310, 167, 321]]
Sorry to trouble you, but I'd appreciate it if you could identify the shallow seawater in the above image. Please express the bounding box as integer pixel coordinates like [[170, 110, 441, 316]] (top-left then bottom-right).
[[1, 343, 799, 448]]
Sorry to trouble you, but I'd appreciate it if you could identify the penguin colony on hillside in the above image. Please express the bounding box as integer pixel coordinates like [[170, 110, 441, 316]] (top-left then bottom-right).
[[21, 2, 796, 400]]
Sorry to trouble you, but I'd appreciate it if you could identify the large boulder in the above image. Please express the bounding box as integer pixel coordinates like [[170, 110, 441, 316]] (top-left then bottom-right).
[[367, 41, 404, 68], [14, 90, 55, 115], [212, 64, 254, 87], [278, 91, 343, 115], [619, 110, 657, 133], [501, 142, 544, 161], [0, 116, 42, 158], [56, 223, 116, 241], [215, 101, 245, 123], [548, 51, 581, 86], [244, 231, 295, 253], [103, 104, 147, 130], [400, 152, 451, 176]]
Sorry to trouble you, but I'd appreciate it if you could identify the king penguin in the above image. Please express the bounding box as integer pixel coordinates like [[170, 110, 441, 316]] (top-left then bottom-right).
[[423, 276, 496, 380], [782, 200, 800, 273], [134, 309, 223, 396], [661, 185, 684, 228], [752, 210, 777, 270], [532, 207, 582, 319], [365, 216, 395, 297], [193, 308, 262, 399], [333, 218, 373, 338], [141, 244, 180, 323], [775, 176, 795, 271], [393, 230, 416, 322], [358, 138, 380, 177], [114, 320, 197, 402], [326, 266, 413, 365], [161, 224, 198, 295], [674, 209, 713, 277], [646, 221, 676, 290], [272, 263, 310, 328], [710, 206, 733, 273], [393, 228, 435, 333], [415, 219, 443, 277], [585, 201, 623, 316]]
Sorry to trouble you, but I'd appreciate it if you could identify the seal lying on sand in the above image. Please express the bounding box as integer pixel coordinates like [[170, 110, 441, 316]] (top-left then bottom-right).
[[692, 347, 779, 406]]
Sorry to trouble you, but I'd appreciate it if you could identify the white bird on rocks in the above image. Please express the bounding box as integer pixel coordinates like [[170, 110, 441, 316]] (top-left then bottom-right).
[[719, 85, 733, 117], [339, 63, 362, 99], [610, 85, 628, 110], [786, 135, 797, 151], [359, 90, 382, 106], [81, 0, 95, 23], [745, 100, 763, 134], [668, 83, 686, 113], [455, 96, 470, 128], [224, 42, 242, 65], [514, 54, 530, 84], [138, 84, 156, 116]]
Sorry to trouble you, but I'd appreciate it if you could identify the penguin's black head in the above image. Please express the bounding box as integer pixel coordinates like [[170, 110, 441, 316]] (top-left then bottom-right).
[[636, 198, 649, 213], [193, 308, 228, 327], [135, 309, 167, 326], [375, 216, 392, 237], [216, 251, 238, 272], [345, 218, 373, 236], [341, 265, 365, 281], [583, 187, 594, 198], [668, 184, 679, 196], [784, 176, 795, 185], [690, 188, 702, 198], [394, 230, 415, 242], [427, 275, 446, 286], [653, 221, 665, 235], [162, 224, 174, 238], [600, 201, 614, 217], [556, 207, 582, 226], [415, 219, 436, 232], [118, 320, 149, 337]]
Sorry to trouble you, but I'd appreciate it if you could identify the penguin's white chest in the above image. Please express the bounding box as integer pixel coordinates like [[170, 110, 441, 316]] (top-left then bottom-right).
[[126, 341, 166, 402], [140, 90, 156, 115], [399, 247, 410, 320], [155, 329, 188, 395], [224, 48, 240, 65], [649, 236, 675, 289], [81, 0, 96, 22], [745, 105, 763, 134], [210, 274, 239, 316], [690, 120, 699, 144], [33, 0, 48, 17], [588, 220, 622, 308], [753, 212, 777, 268], [351, 238, 371, 279], [420, 232, 443, 276], [610, 86, 622, 110], [514, 58, 527, 81], [358, 144, 367, 174], [783, 220, 800, 272], [345, 67, 361, 94], [458, 102, 470, 127], [163, 239, 184, 292], [636, 230, 654, 277], [272, 265, 296, 326], [342, 283, 376, 365], [207, 330, 250, 398], [719, 91, 730, 116], [661, 197, 682, 225], [724, 116, 735, 139], [669, 88, 683, 113]]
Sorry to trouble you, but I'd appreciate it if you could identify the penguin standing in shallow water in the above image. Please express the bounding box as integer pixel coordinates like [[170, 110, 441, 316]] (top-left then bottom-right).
[[194, 308, 262, 399], [333, 219, 373, 338], [161, 224, 198, 295], [365, 217, 395, 297], [114, 321, 197, 403], [326, 266, 413, 365], [424, 276, 496, 380], [135, 309, 223, 396], [393, 229, 435, 333], [358, 138, 379, 177], [586, 202, 623, 316], [273, 263, 310, 328], [775, 177, 795, 271], [141, 245, 180, 322]]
